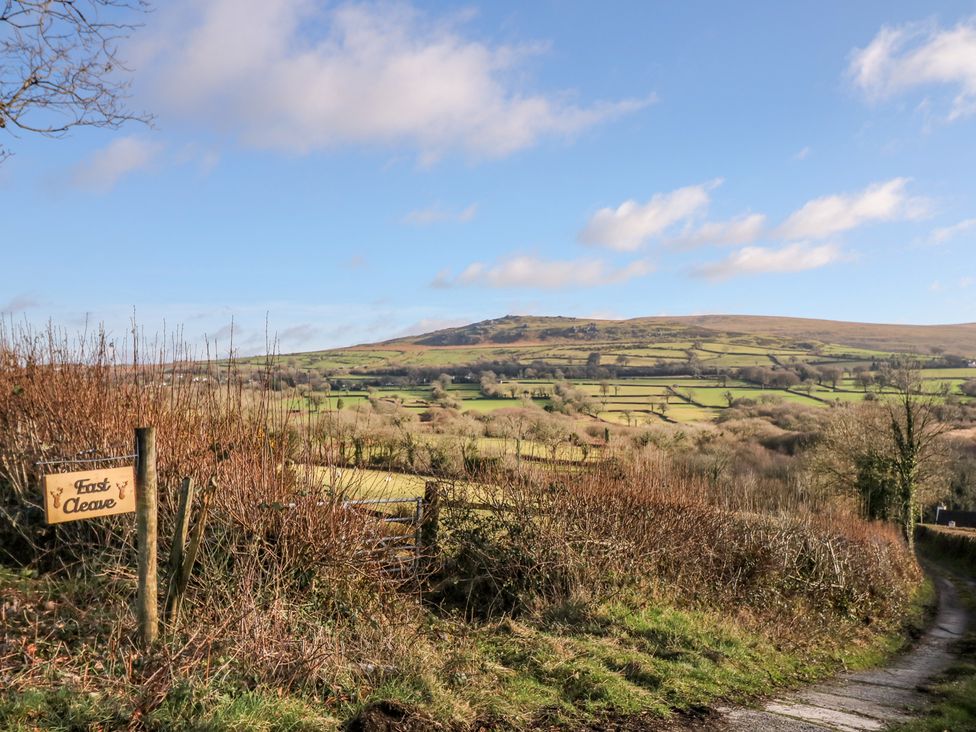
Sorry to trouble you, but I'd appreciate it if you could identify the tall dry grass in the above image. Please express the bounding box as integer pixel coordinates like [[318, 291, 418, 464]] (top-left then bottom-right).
[[437, 454, 919, 633], [0, 322, 418, 707]]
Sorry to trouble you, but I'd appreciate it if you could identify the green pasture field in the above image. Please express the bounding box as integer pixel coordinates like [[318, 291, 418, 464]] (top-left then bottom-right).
[[697, 341, 809, 356], [597, 409, 668, 425], [772, 390, 833, 405], [459, 397, 530, 412], [606, 348, 689, 359], [921, 368, 976, 379], [281, 373, 975, 428], [577, 383, 670, 397], [598, 410, 637, 425], [681, 387, 762, 407], [263, 337, 974, 427], [693, 353, 776, 368], [594, 396, 672, 409], [594, 355, 680, 367], [316, 466, 430, 499], [836, 378, 893, 393], [284, 395, 368, 411], [821, 391, 873, 403], [921, 378, 968, 394], [815, 344, 903, 359], [399, 348, 506, 366], [663, 403, 720, 422]]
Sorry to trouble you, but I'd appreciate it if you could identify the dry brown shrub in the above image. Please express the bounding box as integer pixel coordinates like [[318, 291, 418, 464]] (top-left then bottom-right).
[[436, 452, 919, 633], [0, 323, 421, 704]]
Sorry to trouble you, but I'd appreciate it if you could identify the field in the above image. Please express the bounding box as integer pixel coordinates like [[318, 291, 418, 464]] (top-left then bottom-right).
[[254, 315, 976, 428], [283, 370, 976, 426]]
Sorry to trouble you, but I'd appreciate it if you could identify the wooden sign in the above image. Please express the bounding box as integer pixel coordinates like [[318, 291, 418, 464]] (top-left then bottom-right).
[[43, 465, 136, 524]]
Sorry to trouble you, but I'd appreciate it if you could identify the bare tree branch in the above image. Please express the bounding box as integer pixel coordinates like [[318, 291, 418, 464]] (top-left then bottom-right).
[[0, 0, 152, 160]]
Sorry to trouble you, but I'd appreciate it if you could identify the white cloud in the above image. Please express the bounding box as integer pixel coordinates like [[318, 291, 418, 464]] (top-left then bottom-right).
[[403, 203, 477, 225], [694, 243, 843, 280], [793, 146, 812, 161], [571, 177, 931, 282], [849, 19, 976, 120], [579, 309, 624, 320], [927, 276, 976, 293], [777, 178, 929, 241], [927, 217, 976, 245], [0, 295, 40, 313], [669, 213, 766, 249], [579, 180, 718, 251], [391, 317, 472, 338], [70, 136, 162, 192], [136, 0, 651, 160], [435, 255, 653, 289], [278, 323, 325, 348]]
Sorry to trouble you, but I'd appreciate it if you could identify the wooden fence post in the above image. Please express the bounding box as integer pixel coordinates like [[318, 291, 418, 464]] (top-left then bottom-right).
[[135, 427, 158, 648], [165, 477, 194, 624], [168, 477, 213, 622], [419, 481, 441, 569]]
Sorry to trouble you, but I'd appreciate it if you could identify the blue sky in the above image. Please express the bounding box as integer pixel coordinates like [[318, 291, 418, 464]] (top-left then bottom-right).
[[2, 0, 975, 354]]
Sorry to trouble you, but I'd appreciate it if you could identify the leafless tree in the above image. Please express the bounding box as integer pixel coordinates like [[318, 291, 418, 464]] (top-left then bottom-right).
[[808, 364, 949, 549], [885, 365, 950, 549], [1, 0, 151, 160]]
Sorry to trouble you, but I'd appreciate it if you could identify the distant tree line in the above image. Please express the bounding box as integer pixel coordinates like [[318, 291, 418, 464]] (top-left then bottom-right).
[[254, 351, 976, 398]]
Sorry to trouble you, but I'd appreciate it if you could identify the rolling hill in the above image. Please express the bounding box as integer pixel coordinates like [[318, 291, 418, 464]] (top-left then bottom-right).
[[245, 313, 976, 427], [381, 314, 976, 354], [278, 314, 976, 373]]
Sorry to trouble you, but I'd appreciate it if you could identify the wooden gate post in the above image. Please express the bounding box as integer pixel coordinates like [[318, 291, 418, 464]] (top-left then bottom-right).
[[419, 481, 441, 570], [165, 477, 194, 624], [135, 427, 158, 648]]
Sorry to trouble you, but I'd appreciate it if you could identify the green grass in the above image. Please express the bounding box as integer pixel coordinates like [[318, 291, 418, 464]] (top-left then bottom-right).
[[0, 686, 338, 731], [682, 387, 755, 407], [815, 389, 872, 403], [695, 353, 776, 368], [447, 586, 931, 728], [0, 536, 935, 731], [461, 397, 531, 412], [663, 404, 720, 422], [918, 368, 976, 379]]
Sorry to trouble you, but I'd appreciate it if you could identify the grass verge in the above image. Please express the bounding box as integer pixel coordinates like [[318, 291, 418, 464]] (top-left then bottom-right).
[[0, 567, 932, 731]]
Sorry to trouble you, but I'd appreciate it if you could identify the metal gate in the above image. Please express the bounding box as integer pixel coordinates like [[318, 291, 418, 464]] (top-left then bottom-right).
[[343, 496, 426, 575]]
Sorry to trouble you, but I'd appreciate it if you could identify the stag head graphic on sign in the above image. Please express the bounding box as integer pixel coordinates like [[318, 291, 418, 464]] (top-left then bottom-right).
[[43, 466, 137, 524]]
